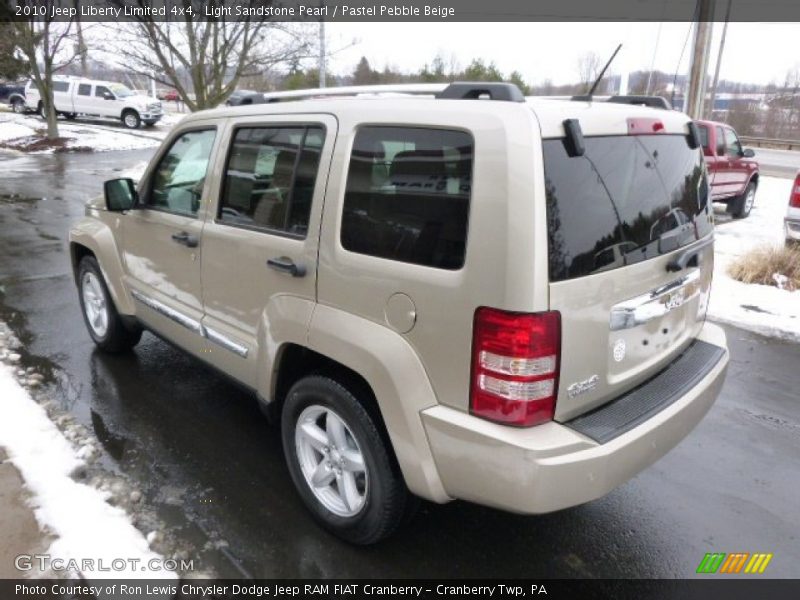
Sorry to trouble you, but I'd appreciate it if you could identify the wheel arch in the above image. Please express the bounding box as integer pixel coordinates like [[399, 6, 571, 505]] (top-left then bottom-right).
[[69, 218, 135, 315], [262, 304, 451, 503]]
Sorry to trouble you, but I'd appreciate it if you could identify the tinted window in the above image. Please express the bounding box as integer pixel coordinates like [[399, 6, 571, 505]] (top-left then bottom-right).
[[53, 81, 69, 93], [341, 127, 473, 269], [544, 135, 711, 282], [724, 128, 742, 157], [715, 126, 726, 155], [149, 129, 216, 216], [77, 84, 91, 96], [220, 126, 323, 237], [95, 85, 110, 98], [697, 124, 709, 149]]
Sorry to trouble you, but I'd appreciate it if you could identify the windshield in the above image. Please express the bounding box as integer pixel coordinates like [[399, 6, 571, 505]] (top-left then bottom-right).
[[544, 134, 711, 282], [109, 84, 135, 98]]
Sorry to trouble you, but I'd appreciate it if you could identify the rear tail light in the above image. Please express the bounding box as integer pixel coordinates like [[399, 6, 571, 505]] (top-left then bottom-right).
[[790, 173, 800, 208], [470, 308, 561, 427]]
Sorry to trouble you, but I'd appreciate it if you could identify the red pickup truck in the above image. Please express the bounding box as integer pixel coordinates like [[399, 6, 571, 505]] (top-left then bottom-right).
[[695, 120, 759, 218]]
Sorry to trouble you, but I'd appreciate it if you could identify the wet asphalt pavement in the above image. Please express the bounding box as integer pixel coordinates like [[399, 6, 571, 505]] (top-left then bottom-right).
[[0, 148, 798, 579]]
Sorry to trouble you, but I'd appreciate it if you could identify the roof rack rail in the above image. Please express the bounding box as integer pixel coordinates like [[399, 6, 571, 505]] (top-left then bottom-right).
[[436, 82, 525, 102], [605, 95, 673, 110], [257, 82, 526, 104], [261, 83, 447, 102]]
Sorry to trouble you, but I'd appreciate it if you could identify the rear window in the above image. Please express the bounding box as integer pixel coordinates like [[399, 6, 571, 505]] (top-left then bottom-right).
[[341, 126, 473, 270], [544, 135, 711, 282]]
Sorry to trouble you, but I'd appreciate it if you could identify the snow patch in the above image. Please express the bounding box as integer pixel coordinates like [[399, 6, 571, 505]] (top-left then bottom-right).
[[0, 363, 175, 580], [708, 175, 799, 341]]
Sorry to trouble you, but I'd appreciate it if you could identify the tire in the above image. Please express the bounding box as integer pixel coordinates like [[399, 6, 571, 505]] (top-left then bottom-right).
[[77, 256, 142, 353], [11, 98, 25, 114], [730, 181, 756, 219], [65, 112, 77, 120], [38, 102, 46, 119], [122, 110, 141, 129], [281, 375, 410, 544]]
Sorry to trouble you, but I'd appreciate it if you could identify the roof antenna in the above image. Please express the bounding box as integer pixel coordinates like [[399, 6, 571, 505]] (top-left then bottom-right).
[[584, 44, 623, 100]]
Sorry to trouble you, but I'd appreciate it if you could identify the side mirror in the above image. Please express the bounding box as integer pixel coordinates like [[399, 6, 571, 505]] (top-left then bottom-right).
[[103, 92, 115, 100], [104, 178, 137, 211], [742, 148, 755, 158]]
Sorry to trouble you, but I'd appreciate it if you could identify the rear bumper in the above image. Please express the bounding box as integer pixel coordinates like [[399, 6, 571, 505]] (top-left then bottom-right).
[[421, 322, 728, 514], [785, 216, 800, 241]]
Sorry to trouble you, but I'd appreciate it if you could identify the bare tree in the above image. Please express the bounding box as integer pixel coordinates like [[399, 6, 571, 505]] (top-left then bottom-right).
[[577, 52, 603, 87], [13, 2, 82, 139], [107, 14, 314, 110]]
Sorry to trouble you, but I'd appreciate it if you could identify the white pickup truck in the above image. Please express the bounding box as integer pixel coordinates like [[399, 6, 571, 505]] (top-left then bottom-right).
[[24, 77, 163, 129]]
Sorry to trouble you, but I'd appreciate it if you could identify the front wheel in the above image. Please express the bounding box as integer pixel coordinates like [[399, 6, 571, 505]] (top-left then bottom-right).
[[122, 110, 141, 129], [77, 256, 142, 353], [281, 375, 410, 544], [730, 182, 756, 219]]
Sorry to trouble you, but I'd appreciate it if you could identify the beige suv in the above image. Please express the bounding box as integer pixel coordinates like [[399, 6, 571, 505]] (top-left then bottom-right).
[[69, 83, 729, 544]]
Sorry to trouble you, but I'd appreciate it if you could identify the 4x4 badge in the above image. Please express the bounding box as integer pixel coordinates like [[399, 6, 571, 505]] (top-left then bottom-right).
[[567, 374, 599, 399]]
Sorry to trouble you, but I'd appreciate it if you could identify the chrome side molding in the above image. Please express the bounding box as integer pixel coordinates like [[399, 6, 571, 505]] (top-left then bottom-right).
[[205, 326, 249, 358], [130, 289, 249, 358]]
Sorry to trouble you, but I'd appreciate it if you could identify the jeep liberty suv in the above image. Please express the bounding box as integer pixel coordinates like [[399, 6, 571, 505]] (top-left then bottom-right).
[[69, 83, 729, 544]]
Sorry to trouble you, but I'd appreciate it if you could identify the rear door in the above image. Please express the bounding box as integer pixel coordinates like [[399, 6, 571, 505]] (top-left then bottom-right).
[[199, 115, 336, 388], [544, 133, 714, 420]]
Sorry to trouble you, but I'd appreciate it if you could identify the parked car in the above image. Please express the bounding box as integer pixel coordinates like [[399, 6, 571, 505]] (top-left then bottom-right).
[[786, 171, 800, 245], [159, 89, 180, 102], [695, 119, 759, 218], [225, 89, 263, 106], [23, 77, 163, 128], [1, 81, 28, 113], [69, 83, 729, 544]]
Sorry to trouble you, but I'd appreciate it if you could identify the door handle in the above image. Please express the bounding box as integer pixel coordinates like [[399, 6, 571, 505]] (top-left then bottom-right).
[[267, 256, 306, 277], [171, 231, 198, 248]]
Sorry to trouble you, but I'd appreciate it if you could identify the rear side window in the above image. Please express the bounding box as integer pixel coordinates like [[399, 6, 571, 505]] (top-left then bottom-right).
[[544, 135, 711, 282], [220, 126, 324, 237], [341, 126, 473, 269], [53, 81, 69, 93], [77, 84, 91, 96]]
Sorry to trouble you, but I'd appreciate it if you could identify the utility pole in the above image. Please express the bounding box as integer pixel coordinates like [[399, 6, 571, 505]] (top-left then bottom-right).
[[685, 0, 715, 119], [318, 2, 327, 88], [707, 0, 732, 119]]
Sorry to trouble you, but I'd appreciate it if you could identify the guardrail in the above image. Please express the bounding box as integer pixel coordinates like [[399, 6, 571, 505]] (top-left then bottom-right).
[[740, 136, 800, 151]]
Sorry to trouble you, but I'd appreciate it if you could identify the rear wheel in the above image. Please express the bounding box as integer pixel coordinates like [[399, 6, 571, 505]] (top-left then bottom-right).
[[122, 110, 141, 129], [38, 102, 46, 119], [77, 256, 141, 353], [730, 182, 756, 219], [11, 98, 25, 114], [281, 375, 410, 544], [65, 112, 77, 120]]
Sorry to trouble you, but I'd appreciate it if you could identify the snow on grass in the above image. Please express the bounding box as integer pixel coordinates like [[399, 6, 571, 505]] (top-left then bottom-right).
[[0, 363, 175, 580], [709, 175, 800, 342], [0, 112, 171, 153]]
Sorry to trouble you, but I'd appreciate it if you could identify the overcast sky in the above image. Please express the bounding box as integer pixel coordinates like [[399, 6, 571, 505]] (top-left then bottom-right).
[[324, 22, 800, 86]]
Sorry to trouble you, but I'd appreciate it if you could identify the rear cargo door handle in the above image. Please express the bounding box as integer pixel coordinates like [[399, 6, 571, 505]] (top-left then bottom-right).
[[267, 256, 306, 277], [171, 231, 198, 248]]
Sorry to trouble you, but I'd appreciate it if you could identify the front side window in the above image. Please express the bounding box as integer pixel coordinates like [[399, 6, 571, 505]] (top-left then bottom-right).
[[341, 126, 473, 269], [95, 85, 111, 98], [148, 129, 216, 216], [77, 83, 91, 96], [715, 126, 726, 156], [724, 128, 742, 157], [220, 126, 324, 237]]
